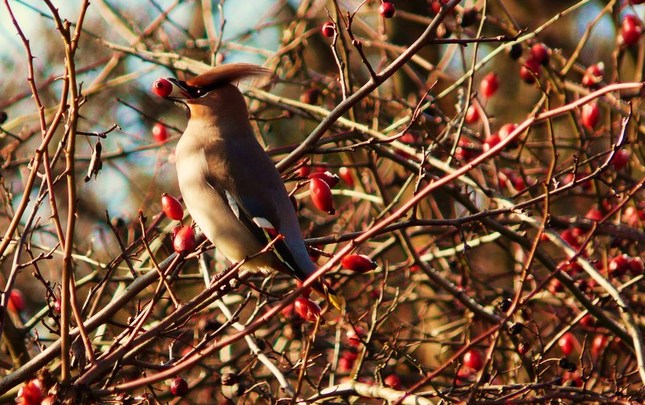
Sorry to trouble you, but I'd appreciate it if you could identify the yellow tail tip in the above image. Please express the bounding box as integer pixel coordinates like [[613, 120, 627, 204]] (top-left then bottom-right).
[[327, 291, 345, 311]]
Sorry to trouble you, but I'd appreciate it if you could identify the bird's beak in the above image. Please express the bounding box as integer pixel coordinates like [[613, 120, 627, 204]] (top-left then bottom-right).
[[152, 77, 203, 100]]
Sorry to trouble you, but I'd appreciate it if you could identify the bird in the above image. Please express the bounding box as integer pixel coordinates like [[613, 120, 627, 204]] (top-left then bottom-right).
[[152, 63, 343, 310]]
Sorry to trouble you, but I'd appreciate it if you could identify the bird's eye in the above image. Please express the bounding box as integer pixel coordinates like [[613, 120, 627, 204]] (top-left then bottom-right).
[[152, 78, 173, 98]]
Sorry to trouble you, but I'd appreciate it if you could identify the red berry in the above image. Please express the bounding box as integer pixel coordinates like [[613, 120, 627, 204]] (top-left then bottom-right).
[[309, 177, 335, 214], [530, 43, 550, 65], [558, 332, 577, 356], [455, 139, 478, 161], [346, 326, 366, 347], [17, 379, 43, 405], [622, 205, 641, 227], [297, 165, 311, 177], [483, 134, 501, 151], [341, 254, 377, 273], [498, 123, 519, 148], [581, 103, 600, 129], [399, 132, 417, 144], [462, 349, 483, 371], [591, 334, 608, 357], [562, 370, 583, 387], [170, 376, 188, 396], [294, 297, 321, 322], [582, 64, 603, 88], [579, 314, 596, 328], [561, 261, 582, 276], [338, 352, 355, 372], [7, 289, 25, 313], [342, 350, 358, 362], [161, 193, 183, 220], [611, 149, 629, 170], [465, 105, 480, 124], [560, 228, 581, 248], [429, 1, 442, 14], [295, 281, 312, 299], [621, 15, 643, 46], [321, 21, 335, 38], [480, 72, 499, 98], [152, 123, 169, 143], [173, 225, 196, 254], [308, 171, 340, 188], [548, 278, 563, 294], [499, 168, 526, 192], [585, 206, 603, 222], [520, 58, 541, 84], [379, 1, 396, 18], [628, 257, 644, 276], [338, 167, 355, 187], [517, 342, 530, 355], [608, 254, 630, 277], [152, 78, 173, 98], [280, 303, 294, 319], [384, 374, 403, 390]]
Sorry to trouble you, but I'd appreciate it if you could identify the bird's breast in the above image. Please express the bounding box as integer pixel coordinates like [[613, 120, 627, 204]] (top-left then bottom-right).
[[175, 147, 264, 265]]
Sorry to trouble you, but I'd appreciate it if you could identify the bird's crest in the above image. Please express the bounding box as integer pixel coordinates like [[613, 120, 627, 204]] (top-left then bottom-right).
[[186, 63, 271, 91]]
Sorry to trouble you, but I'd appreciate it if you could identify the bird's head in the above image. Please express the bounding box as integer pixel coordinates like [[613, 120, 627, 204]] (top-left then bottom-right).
[[152, 63, 271, 102]]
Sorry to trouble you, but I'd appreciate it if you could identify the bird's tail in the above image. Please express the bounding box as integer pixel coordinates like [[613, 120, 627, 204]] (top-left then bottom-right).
[[317, 281, 345, 311]]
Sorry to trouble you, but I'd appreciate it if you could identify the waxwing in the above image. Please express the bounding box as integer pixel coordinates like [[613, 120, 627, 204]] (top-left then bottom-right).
[[153, 64, 342, 309]]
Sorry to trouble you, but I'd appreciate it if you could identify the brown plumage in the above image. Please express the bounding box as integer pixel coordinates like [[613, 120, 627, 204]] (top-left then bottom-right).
[[153, 64, 343, 310]]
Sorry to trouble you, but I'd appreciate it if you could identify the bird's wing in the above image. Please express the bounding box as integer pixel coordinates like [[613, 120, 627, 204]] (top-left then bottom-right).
[[204, 176, 307, 279]]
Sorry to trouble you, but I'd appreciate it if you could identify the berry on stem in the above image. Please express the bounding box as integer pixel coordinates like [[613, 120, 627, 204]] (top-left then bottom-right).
[[379, 1, 396, 18], [520, 58, 541, 84], [170, 376, 188, 396], [384, 374, 403, 390], [498, 123, 519, 148], [483, 133, 501, 151], [480, 72, 499, 98], [463, 349, 483, 371], [465, 104, 480, 124], [558, 332, 577, 356], [582, 63, 603, 88], [161, 193, 184, 220], [621, 15, 643, 47], [16, 379, 43, 405], [7, 289, 25, 313], [173, 225, 196, 253], [530, 43, 550, 65], [294, 297, 321, 322], [152, 123, 169, 143], [308, 171, 340, 188], [610, 149, 629, 170], [581, 103, 600, 129], [608, 254, 630, 277], [346, 326, 366, 347], [321, 21, 335, 38], [310, 177, 335, 214], [338, 167, 355, 187], [341, 254, 377, 272]]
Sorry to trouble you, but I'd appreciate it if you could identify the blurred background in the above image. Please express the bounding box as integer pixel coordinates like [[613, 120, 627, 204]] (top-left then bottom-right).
[[0, 0, 643, 403]]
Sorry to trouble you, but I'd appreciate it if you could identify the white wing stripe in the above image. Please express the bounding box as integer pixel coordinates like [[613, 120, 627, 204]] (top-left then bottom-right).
[[225, 190, 240, 218]]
